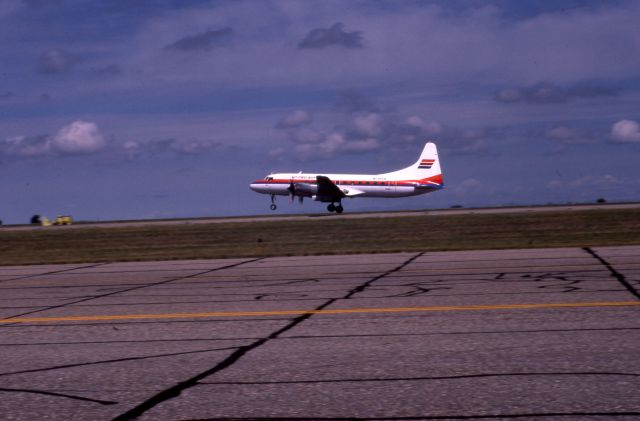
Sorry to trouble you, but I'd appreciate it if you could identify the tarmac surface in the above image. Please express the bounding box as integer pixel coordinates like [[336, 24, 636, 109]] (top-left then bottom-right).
[[0, 246, 639, 420]]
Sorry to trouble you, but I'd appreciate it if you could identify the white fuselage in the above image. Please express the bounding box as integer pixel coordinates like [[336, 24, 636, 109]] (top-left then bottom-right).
[[250, 141, 444, 210], [250, 172, 433, 199]]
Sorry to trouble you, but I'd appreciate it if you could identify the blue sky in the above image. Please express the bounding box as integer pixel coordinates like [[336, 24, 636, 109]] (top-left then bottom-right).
[[1, 0, 639, 223]]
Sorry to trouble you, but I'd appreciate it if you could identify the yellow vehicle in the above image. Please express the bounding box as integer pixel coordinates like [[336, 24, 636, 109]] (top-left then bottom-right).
[[53, 215, 73, 225]]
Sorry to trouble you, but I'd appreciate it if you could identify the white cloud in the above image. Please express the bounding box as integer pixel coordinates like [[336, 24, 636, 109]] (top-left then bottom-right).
[[452, 138, 489, 154], [547, 180, 563, 189], [494, 82, 619, 104], [290, 127, 322, 144], [1, 120, 106, 157], [342, 137, 379, 152], [353, 113, 383, 137], [294, 131, 379, 160], [396, 115, 490, 155], [164, 27, 233, 52], [276, 110, 313, 129], [297, 22, 364, 49], [122, 140, 141, 158], [571, 174, 618, 189], [37, 49, 79, 74], [267, 147, 285, 159], [172, 140, 206, 154], [280, 95, 492, 161], [544, 126, 595, 145], [50, 121, 106, 154], [494, 88, 522, 103], [406, 116, 443, 136], [611, 119, 640, 143], [0, 0, 22, 19], [0, 135, 50, 156], [547, 174, 619, 189], [545, 126, 575, 140], [121, 1, 640, 94], [284, 107, 385, 160], [121, 138, 220, 159]]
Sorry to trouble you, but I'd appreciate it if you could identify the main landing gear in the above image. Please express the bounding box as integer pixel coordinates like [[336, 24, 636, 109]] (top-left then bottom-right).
[[270, 194, 277, 211], [327, 203, 344, 213]]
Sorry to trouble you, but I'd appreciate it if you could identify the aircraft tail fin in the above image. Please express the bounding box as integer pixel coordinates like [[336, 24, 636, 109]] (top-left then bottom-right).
[[381, 141, 443, 186]]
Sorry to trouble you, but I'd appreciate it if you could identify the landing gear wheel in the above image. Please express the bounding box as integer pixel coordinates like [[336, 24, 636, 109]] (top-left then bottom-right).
[[327, 203, 336, 212], [270, 203, 277, 211], [335, 205, 344, 214]]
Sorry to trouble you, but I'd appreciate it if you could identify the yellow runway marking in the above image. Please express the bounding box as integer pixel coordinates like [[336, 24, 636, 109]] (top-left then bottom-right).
[[1, 301, 639, 324]]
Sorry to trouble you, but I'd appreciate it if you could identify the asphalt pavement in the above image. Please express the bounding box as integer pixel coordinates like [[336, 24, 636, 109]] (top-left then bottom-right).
[[1, 246, 639, 420]]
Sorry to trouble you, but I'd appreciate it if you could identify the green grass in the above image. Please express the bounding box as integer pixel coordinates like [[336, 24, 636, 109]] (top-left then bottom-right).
[[1, 208, 640, 266]]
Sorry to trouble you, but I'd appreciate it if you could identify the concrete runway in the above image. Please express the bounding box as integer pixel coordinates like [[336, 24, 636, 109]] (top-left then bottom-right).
[[0, 246, 639, 420]]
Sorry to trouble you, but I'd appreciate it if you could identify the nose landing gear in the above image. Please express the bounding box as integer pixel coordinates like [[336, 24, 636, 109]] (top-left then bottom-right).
[[270, 194, 277, 211]]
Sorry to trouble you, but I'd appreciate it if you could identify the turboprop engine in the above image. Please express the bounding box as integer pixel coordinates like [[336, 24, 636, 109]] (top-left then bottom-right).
[[288, 182, 318, 203]]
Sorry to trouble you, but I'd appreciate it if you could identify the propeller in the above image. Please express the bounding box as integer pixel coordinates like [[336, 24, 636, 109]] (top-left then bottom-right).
[[287, 182, 295, 203], [287, 182, 304, 204]]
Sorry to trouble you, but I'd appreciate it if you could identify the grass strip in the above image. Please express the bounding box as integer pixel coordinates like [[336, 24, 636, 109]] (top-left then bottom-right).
[[1, 208, 639, 266]]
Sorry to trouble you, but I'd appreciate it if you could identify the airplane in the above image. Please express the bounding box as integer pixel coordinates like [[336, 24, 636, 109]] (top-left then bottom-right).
[[250, 141, 444, 213]]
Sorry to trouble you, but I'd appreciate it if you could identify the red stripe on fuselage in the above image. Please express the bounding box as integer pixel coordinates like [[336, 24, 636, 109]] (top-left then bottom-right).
[[253, 174, 443, 186]]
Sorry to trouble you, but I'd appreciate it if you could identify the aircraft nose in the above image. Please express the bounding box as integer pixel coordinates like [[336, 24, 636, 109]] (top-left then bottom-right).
[[250, 182, 266, 193]]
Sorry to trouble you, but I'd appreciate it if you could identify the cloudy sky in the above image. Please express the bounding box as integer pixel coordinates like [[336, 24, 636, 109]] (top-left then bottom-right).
[[1, 0, 639, 223]]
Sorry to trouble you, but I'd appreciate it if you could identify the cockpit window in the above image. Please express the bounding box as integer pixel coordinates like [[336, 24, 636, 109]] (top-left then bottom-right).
[[265, 176, 273, 181]]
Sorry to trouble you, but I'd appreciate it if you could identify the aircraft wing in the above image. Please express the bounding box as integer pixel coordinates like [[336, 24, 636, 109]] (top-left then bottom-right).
[[316, 175, 346, 200], [342, 188, 365, 197]]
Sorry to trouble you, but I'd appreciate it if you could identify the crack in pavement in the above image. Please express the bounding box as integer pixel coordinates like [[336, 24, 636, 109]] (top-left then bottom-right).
[[169, 412, 640, 420], [1, 264, 623, 292], [584, 247, 640, 300], [8, 325, 640, 348], [0, 263, 108, 284], [0, 346, 242, 378], [0, 387, 117, 405], [112, 252, 425, 420], [201, 370, 640, 385], [0, 258, 265, 411], [0, 338, 249, 347], [0, 258, 263, 322]]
